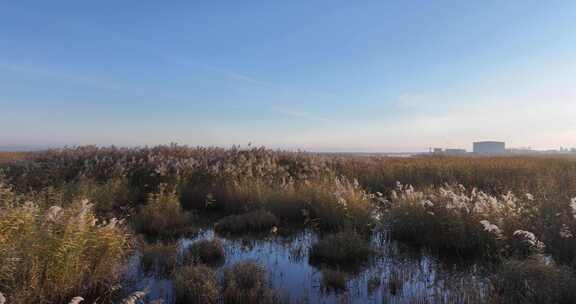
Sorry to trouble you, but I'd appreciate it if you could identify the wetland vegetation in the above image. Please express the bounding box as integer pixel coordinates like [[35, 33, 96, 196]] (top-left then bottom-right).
[[1, 146, 576, 303]]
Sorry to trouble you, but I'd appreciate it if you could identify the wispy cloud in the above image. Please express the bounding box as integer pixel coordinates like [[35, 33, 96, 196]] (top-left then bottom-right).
[[202, 65, 281, 88], [205, 65, 336, 98], [164, 57, 335, 98], [272, 108, 330, 122]]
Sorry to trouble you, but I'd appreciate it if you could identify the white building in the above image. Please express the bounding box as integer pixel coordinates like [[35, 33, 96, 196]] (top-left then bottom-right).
[[473, 141, 505, 155]]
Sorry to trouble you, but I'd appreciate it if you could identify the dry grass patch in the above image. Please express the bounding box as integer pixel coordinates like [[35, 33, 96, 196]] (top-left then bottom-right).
[[173, 264, 219, 304], [223, 261, 281, 304], [215, 210, 278, 234], [0, 184, 131, 303], [309, 231, 373, 268], [140, 241, 178, 275], [185, 238, 226, 265]]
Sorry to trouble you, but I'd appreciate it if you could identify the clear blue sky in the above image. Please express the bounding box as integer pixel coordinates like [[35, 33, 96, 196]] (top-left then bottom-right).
[[1, 1, 575, 152]]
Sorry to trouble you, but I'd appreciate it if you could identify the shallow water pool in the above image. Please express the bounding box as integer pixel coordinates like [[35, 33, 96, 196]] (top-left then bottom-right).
[[124, 228, 491, 304]]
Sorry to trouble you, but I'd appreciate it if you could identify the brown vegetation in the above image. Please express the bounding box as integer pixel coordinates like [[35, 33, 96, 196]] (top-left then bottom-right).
[[140, 241, 178, 275], [215, 210, 278, 234], [222, 261, 280, 304], [321, 269, 348, 292], [2, 146, 576, 302], [0, 152, 27, 164], [185, 238, 226, 265], [309, 231, 373, 268], [133, 186, 194, 238], [492, 255, 576, 304], [173, 264, 219, 304]]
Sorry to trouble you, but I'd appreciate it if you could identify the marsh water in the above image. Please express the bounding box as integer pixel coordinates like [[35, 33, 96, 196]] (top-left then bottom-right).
[[124, 228, 492, 304]]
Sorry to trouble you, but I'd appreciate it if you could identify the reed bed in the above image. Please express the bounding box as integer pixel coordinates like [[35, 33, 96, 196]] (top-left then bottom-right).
[[386, 182, 576, 262], [335, 155, 576, 199], [0, 176, 131, 303], [492, 255, 576, 304], [2, 146, 576, 302], [184, 238, 226, 265], [133, 185, 194, 238], [309, 231, 373, 268], [139, 241, 178, 275], [215, 210, 278, 234], [173, 264, 219, 304], [222, 261, 281, 304]]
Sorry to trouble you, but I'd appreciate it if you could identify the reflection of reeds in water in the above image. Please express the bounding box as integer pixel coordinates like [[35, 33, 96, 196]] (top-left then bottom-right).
[[378, 254, 489, 304], [321, 269, 348, 292], [223, 261, 281, 304], [140, 241, 178, 276], [309, 231, 373, 269], [289, 243, 306, 263]]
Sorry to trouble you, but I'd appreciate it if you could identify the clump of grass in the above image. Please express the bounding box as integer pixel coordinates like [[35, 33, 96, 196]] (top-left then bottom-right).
[[492, 255, 576, 304], [215, 210, 278, 234], [62, 177, 137, 216], [0, 183, 131, 303], [295, 177, 375, 232], [185, 238, 226, 265], [173, 264, 219, 304], [387, 183, 536, 258], [367, 275, 381, 294], [222, 261, 280, 304], [134, 186, 194, 238], [309, 231, 373, 268], [140, 241, 178, 275], [321, 269, 347, 292], [537, 198, 576, 265]]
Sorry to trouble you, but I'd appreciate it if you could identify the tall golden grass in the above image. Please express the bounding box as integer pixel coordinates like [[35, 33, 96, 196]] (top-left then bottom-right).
[[335, 155, 576, 198], [0, 176, 131, 303]]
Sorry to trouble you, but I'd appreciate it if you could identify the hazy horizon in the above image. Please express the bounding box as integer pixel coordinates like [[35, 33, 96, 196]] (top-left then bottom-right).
[[0, 142, 571, 154], [2, 1, 575, 151]]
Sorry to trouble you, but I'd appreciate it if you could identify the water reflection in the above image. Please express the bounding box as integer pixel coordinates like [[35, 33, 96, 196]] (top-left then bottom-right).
[[124, 229, 491, 304]]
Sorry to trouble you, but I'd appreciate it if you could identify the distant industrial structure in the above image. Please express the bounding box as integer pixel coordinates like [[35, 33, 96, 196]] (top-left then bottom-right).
[[431, 141, 505, 156], [430, 147, 467, 155], [445, 148, 467, 155], [473, 141, 506, 155], [428, 141, 576, 156]]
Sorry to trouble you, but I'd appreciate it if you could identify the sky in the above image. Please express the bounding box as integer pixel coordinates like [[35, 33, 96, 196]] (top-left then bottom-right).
[[1, 1, 575, 152]]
